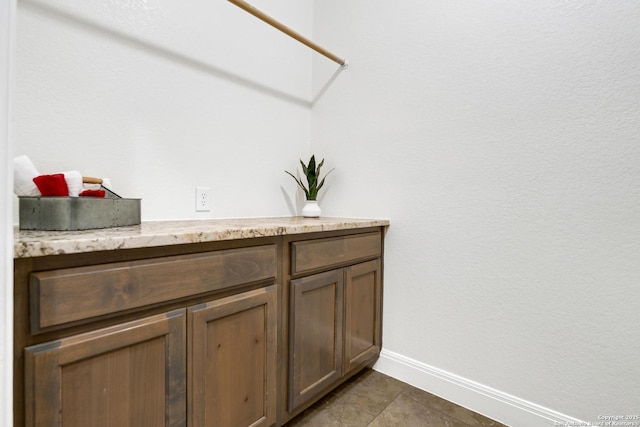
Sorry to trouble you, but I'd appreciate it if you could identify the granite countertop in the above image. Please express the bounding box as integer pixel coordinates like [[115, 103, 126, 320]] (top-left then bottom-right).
[[14, 217, 389, 258]]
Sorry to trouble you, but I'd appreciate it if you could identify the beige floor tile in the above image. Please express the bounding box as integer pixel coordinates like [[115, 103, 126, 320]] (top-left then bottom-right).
[[285, 369, 506, 427], [325, 369, 407, 416], [286, 399, 377, 427], [368, 393, 469, 427], [401, 386, 506, 427]]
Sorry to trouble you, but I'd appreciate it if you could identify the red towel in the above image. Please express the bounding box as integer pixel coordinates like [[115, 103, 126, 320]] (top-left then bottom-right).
[[33, 174, 69, 196], [79, 189, 106, 198]]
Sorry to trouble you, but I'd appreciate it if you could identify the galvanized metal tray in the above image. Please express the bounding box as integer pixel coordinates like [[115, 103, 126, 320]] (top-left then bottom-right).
[[19, 197, 141, 231]]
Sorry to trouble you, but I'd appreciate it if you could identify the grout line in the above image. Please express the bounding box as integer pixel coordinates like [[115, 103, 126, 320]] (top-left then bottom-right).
[[365, 380, 412, 426], [289, 370, 502, 427]]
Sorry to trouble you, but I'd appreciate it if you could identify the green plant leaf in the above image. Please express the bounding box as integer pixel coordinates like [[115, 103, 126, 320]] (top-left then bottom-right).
[[316, 168, 334, 192], [285, 170, 310, 199], [308, 155, 316, 177], [316, 158, 325, 177], [287, 155, 332, 201]]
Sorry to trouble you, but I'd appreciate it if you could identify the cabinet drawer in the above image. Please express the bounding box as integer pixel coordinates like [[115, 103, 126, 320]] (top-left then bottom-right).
[[30, 245, 277, 332], [291, 232, 381, 275]]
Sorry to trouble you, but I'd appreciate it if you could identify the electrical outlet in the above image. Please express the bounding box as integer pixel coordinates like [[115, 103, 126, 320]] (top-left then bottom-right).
[[196, 187, 211, 212]]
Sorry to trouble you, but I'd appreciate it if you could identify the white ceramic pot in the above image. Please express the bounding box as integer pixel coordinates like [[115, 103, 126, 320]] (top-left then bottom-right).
[[301, 200, 321, 218]]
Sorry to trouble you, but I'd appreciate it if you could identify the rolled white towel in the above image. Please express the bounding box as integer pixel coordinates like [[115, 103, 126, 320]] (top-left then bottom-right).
[[63, 170, 82, 197], [101, 178, 113, 190], [81, 183, 102, 191], [14, 155, 41, 197]]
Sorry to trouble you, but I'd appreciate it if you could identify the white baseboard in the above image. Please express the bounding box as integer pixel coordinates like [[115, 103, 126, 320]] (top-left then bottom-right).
[[373, 349, 584, 427]]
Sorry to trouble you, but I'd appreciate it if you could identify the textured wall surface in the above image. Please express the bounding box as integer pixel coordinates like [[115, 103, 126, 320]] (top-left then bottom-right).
[[10, 0, 640, 423], [14, 0, 315, 220], [312, 0, 640, 422], [2, 1, 15, 426]]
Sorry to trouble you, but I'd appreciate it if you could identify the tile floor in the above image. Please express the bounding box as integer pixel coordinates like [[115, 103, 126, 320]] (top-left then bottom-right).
[[285, 369, 507, 427]]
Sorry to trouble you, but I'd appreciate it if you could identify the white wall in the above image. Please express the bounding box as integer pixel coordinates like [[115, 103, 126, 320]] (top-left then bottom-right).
[[12, 0, 640, 425], [13, 0, 316, 221], [1, 0, 15, 424], [312, 0, 640, 425]]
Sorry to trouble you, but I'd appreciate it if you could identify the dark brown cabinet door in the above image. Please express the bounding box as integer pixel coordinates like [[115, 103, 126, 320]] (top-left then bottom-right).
[[188, 285, 277, 427], [344, 259, 382, 374], [24, 309, 186, 427], [289, 269, 344, 411]]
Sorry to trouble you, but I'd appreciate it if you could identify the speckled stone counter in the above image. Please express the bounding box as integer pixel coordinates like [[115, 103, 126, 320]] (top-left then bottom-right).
[[14, 217, 389, 258]]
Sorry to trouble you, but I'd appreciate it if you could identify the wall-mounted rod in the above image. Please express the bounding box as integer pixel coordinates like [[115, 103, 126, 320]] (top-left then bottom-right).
[[228, 0, 348, 68]]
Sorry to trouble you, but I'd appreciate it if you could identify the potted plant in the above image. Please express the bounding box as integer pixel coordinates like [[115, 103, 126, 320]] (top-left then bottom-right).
[[285, 155, 333, 217]]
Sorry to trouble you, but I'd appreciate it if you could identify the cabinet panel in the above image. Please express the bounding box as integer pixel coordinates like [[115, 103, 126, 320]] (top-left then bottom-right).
[[31, 245, 277, 332], [189, 285, 277, 427], [344, 260, 382, 374], [289, 270, 344, 411], [24, 310, 186, 427], [291, 232, 381, 275]]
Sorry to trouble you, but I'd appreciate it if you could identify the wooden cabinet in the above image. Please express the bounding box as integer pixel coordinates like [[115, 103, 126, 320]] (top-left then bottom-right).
[[283, 231, 384, 419], [15, 240, 280, 427], [15, 226, 386, 427], [188, 285, 277, 427], [289, 270, 344, 410], [25, 286, 280, 427], [343, 259, 381, 374], [24, 310, 186, 427]]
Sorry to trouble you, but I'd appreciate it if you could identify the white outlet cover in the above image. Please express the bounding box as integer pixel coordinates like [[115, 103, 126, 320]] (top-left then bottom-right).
[[196, 187, 211, 212]]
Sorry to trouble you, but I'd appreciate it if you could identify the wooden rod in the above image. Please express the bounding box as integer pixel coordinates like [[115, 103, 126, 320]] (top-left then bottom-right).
[[228, 0, 347, 67], [82, 177, 103, 184]]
